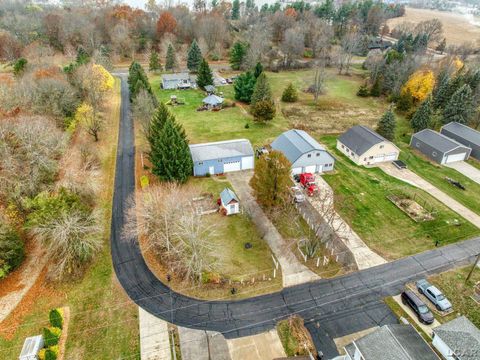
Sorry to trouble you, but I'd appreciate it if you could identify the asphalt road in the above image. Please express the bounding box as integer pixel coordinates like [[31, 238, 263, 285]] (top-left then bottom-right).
[[111, 75, 480, 354]]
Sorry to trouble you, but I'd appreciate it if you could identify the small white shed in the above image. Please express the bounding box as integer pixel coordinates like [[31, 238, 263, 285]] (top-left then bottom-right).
[[19, 335, 44, 360], [220, 188, 240, 215]]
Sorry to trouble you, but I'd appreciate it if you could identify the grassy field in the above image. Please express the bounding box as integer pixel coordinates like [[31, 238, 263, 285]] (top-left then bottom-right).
[[320, 135, 479, 260], [0, 79, 140, 359], [467, 158, 480, 170], [429, 267, 480, 328], [397, 144, 480, 216]]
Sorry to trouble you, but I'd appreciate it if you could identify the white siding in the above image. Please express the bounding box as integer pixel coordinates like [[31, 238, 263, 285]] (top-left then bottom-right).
[[241, 156, 254, 170], [223, 161, 241, 172], [432, 334, 455, 360]]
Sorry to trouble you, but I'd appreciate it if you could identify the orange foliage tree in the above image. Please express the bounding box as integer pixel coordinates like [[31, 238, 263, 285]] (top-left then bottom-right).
[[156, 12, 177, 39], [401, 70, 435, 103], [285, 8, 297, 18]]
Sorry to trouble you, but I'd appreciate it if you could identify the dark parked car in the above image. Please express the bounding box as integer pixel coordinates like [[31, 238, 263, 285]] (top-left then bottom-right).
[[401, 290, 434, 324]]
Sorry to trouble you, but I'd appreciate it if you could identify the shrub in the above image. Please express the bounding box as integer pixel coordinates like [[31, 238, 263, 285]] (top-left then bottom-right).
[[49, 308, 64, 329], [357, 84, 369, 97], [281, 83, 298, 102], [0, 219, 24, 279], [251, 99, 276, 122], [38, 348, 46, 360], [303, 49, 313, 58], [45, 347, 58, 360], [43, 326, 61, 347], [244, 123, 250, 129], [13, 58, 27, 76]]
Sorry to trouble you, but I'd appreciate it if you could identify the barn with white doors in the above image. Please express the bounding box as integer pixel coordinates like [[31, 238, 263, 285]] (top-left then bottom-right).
[[271, 129, 335, 174], [410, 129, 471, 165], [190, 139, 254, 176]]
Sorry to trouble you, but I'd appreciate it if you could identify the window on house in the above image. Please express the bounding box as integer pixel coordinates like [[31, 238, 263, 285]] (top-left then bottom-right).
[[369, 156, 373, 159], [432, 151, 437, 156], [316, 153, 320, 157], [380, 145, 384, 149], [364, 158, 367, 161], [198, 162, 203, 165], [308, 154, 311, 158], [341, 144, 345, 149], [416, 142, 420, 148]]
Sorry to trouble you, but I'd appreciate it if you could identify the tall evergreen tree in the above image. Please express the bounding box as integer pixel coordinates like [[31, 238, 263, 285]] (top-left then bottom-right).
[[231, 0, 240, 19], [187, 39, 203, 72], [246, 0, 255, 9], [251, 72, 272, 105], [253, 62, 263, 78], [443, 84, 475, 125], [376, 109, 396, 141], [148, 104, 192, 183], [432, 70, 450, 109], [234, 71, 257, 103], [149, 50, 162, 72], [411, 98, 432, 132], [229, 42, 247, 70], [196, 58, 213, 90], [165, 44, 176, 72]]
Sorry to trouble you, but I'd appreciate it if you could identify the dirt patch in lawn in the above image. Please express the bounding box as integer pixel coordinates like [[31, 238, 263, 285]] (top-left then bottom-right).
[[387, 194, 435, 222]]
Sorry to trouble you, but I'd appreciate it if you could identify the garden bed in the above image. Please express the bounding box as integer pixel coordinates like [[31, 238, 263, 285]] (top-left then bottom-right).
[[387, 194, 435, 222]]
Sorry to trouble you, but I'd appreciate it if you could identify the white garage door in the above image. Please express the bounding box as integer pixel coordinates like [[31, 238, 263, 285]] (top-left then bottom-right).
[[304, 165, 317, 173], [292, 167, 302, 175], [385, 153, 398, 161], [373, 155, 385, 163], [445, 153, 467, 164], [241, 156, 254, 170], [223, 161, 241, 172]]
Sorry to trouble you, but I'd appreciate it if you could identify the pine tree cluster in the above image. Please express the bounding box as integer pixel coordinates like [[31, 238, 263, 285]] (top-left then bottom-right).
[[128, 61, 158, 106]]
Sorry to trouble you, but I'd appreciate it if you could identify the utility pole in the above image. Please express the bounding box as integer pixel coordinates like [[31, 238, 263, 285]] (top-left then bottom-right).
[[466, 253, 480, 283]]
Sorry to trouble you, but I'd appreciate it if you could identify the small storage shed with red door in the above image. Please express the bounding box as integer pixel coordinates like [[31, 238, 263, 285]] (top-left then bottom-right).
[[219, 188, 240, 215]]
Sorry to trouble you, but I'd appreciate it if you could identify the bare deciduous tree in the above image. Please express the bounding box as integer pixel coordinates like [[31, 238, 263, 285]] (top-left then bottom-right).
[[336, 30, 360, 75], [310, 61, 327, 102], [280, 27, 304, 68]]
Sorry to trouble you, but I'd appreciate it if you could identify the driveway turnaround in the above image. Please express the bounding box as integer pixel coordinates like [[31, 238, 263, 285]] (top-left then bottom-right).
[[379, 162, 480, 226], [111, 75, 480, 351], [445, 161, 480, 185], [227, 171, 320, 287]]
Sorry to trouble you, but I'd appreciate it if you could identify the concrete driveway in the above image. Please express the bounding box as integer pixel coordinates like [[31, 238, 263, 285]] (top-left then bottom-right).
[[378, 163, 480, 226], [227, 171, 319, 287], [445, 161, 480, 185]]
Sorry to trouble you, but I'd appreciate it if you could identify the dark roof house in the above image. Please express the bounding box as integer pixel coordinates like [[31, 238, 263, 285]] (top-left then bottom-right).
[[271, 129, 335, 174], [441, 122, 480, 160], [432, 316, 480, 360], [410, 129, 472, 164], [337, 125, 400, 165], [344, 324, 439, 360]]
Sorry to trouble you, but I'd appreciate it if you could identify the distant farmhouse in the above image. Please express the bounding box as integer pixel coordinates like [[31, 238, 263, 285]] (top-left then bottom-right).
[[189, 139, 254, 176], [441, 122, 480, 161], [337, 125, 400, 166], [271, 129, 335, 174], [411, 129, 471, 164], [161, 73, 192, 90]]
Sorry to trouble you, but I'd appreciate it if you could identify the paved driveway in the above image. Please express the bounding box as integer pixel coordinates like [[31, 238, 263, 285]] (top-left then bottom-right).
[[227, 171, 319, 287], [378, 163, 480, 226], [445, 161, 480, 185]]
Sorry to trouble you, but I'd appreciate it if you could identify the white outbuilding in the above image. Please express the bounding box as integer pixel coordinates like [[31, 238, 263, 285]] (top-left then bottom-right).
[[19, 335, 44, 360], [219, 188, 240, 215]]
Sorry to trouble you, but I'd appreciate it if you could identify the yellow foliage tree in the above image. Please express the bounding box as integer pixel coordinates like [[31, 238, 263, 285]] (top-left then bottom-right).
[[75, 102, 103, 142], [453, 58, 464, 72], [91, 64, 114, 92], [402, 70, 435, 103]]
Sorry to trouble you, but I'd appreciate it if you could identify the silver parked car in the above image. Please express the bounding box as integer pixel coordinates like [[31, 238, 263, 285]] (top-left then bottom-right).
[[416, 279, 452, 311], [291, 186, 305, 203]]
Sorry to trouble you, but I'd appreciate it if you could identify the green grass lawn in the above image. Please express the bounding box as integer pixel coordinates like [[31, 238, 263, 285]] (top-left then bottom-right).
[[150, 75, 289, 147], [429, 267, 480, 328], [319, 135, 479, 260], [397, 143, 480, 216], [467, 158, 480, 170]]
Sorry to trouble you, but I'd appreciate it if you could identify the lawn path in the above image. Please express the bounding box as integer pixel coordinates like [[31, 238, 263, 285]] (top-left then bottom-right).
[[227, 171, 319, 287], [379, 163, 480, 227]]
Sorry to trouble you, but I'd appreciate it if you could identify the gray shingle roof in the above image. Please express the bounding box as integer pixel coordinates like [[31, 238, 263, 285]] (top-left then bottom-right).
[[433, 316, 480, 360], [338, 125, 391, 156], [162, 72, 190, 81], [412, 129, 468, 153], [220, 188, 238, 205], [189, 139, 254, 162], [203, 94, 224, 105], [271, 129, 326, 164], [442, 122, 480, 146], [353, 324, 438, 360]]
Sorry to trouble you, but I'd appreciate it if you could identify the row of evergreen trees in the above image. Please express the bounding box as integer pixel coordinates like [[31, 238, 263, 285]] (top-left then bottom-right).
[[128, 62, 192, 183], [411, 69, 480, 132]]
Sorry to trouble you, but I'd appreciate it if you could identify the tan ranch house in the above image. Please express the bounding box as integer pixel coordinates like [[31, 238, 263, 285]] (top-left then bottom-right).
[[337, 125, 400, 166]]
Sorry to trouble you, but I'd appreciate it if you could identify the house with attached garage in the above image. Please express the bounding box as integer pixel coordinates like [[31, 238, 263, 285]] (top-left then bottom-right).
[[432, 316, 480, 360], [339, 324, 439, 360], [337, 125, 400, 166], [410, 129, 472, 164], [271, 129, 335, 174], [441, 122, 480, 161], [161, 73, 192, 90], [189, 139, 254, 176]]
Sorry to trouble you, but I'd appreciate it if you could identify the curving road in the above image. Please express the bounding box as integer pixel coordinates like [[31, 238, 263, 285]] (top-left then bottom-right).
[[111, 75, 480, 352]]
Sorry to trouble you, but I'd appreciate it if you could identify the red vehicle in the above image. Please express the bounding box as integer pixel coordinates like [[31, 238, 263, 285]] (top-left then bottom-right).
[[299, 173, 318, 196]]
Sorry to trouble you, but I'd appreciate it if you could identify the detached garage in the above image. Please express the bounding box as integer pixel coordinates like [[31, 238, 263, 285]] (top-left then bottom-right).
[[410, 129, 472, 164], [190, 139, 254, 176], [441, 122, 480, 161], [271, 129, 335, 174]]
